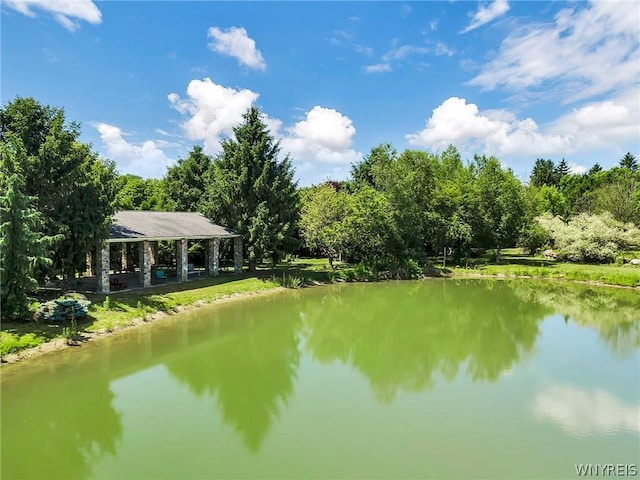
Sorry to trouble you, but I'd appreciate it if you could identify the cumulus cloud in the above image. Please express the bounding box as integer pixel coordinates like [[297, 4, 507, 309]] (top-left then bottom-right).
[[461, 0, 510, 33], [280, 106, 361, 185], [168, 77, 259, 152], [533, 384, 640, 436], [207, 26, 266, 71], [468, 1, 640, 103], [406, 94, 640, 160], [94, 123, 173, 178], [5, 0, 101, 31]]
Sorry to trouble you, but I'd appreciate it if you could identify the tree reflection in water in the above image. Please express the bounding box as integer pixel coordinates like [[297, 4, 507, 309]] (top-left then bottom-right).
[[301, 280, 548, 403], [164, 298, 301, 452], [1, 365, 122, 479]]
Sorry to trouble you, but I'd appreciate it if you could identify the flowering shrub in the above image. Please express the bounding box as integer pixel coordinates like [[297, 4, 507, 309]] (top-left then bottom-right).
[[536, 213, 640, 263]]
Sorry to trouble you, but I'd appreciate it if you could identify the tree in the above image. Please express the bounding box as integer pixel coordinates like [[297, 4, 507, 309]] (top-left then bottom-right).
[[299, 184, 350, 267], [0, 139, 61, 320], [589, 163, 603, 175], [1, 97, 118, 281], [204, 107, 298, 270], [114, 175, 166, 211], [554, 158, 570, 183], [351, 143, 397, 189], [594, 177, 640, 225], [619, 152, 638, 172], [530, 158, 556, 187], [163, 146, 212, 211], [472, 156, 527, 262]]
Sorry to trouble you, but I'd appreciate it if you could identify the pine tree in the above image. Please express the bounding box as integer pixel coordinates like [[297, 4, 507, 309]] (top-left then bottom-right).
[[1, 141, 61, 320], [619, 152, 638, 172], [530, 158, 556, 187], [205, 107, 299, 270], [554, 158, 570, 183]]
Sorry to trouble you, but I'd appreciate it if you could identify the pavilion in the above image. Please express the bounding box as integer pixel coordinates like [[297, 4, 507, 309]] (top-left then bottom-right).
[[95, 211, 242, 294]]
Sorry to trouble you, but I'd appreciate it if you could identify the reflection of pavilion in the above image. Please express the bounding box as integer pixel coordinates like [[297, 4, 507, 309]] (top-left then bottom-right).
[[92, 211, 243, 294]]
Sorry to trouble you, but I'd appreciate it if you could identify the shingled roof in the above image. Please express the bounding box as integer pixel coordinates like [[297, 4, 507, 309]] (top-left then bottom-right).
[[109, 211, 238, 242]]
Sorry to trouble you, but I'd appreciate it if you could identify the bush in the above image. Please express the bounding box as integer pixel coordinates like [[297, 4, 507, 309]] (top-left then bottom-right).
[[38, 295, 91, 324], [518, 222, 551, 254], [536, 212, 640, 263], [0, 332, 43, 356]]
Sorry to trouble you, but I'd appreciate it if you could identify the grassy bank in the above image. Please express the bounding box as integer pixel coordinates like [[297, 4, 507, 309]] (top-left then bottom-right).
[[436, 248, 640, 287], [2, 255, 639, 360]]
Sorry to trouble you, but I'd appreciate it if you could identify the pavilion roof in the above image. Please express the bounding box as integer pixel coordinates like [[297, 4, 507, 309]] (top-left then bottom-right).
[[109, 211, 238, 243]]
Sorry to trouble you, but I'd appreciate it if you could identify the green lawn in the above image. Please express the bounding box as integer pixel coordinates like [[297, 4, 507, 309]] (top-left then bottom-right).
[[437, 248, 640, 287]]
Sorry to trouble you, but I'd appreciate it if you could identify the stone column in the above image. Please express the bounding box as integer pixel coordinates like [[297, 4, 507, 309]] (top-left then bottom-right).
[[205, 238, 220, 276], [139, 241, 152, 288], [121, 243, 128, 273], [96, 240, 110, 294], [151, 242, 159, 266], [233, 236, 243, 274], [176, 238, 188, 282], [86, 250, 93, 276]]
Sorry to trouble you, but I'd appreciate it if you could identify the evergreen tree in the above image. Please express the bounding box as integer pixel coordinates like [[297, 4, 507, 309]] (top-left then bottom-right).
[[1, 140, 61, 320], [1, 97, 117, 281], [163, 146, 212, 211], [554, 158, 570, 183], [530, 158, 556, 187], [619, 152, 638, 172], [205, 107, 299, 270], [588, 163, 603, 175]]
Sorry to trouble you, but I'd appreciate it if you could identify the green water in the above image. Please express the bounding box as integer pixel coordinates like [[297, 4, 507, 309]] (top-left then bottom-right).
[[2, 280, 639, 479]]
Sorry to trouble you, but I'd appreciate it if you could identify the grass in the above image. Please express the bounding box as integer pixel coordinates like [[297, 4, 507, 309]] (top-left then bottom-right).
[[2, 254, 638, 359], [438, 248, 640, 287]]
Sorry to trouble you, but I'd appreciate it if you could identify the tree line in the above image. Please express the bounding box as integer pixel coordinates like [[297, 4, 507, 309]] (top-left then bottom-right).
[[1, 97, 639, 319]]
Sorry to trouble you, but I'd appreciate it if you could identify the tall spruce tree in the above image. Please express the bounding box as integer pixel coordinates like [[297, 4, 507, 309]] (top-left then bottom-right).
[[163, 146, 212, 211], [1, 140, 61, 320], [204, 107, 298, 270], [1, 97, 117, 281], [619, 152, 638, 172]]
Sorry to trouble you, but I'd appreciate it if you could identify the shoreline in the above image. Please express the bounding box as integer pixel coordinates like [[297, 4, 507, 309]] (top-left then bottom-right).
[[1, 272, 638, 366], [0, 287, 287, 366]]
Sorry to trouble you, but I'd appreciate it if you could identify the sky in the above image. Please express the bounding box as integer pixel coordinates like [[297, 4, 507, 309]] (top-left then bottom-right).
[[1, 0, 639, 186]]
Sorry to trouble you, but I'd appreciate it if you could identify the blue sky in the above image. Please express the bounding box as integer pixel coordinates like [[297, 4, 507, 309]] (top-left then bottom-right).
[[2, 1, 639, 186]]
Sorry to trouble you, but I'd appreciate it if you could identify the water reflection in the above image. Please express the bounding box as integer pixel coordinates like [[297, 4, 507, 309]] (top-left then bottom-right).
[[1, 365, 122, 479], [511, 281, 640, 357], [163, 300, 301, 452], [533, 384, 640, 436], [1, 279, 638, 478], [301, 281, 547, 403]]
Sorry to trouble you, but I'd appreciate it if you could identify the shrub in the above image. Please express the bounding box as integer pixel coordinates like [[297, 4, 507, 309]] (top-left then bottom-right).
[[536, 212, 640, 263], [518, 222, 551, 254], [38, 295, 91, 324], [0, 332, 43, 356]]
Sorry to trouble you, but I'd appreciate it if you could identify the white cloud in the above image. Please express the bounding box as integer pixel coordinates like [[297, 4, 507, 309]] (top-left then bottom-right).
[[400, 4, 413, 18], [207, 26, 266, 71], [168, 77, 259, 153], [5, 0, 101, 31], [280, 106, 361, 185], [364, 63, 392, 74], [429, 20, 439, 31], [533, 384, 640, 436], [94, 123, 173, 178], [382, 45, 430, 62], [406, 94, 640, 161], [468, 1, 640, 103], [435, 42, 455, 57], [461, 0, 510, 33], [568, 163, 587, 175]]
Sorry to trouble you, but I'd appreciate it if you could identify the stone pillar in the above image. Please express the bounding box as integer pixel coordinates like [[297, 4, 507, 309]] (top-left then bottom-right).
[[96, 240, 110, 294], [121, 243, 128, 273], [86, 250, 94, 276], [205, 238, 220, 276], [151, 242, 159, 266], [139, 241, 152, 288], [233, 236, 243, 274], [176, 238, 188, 282]]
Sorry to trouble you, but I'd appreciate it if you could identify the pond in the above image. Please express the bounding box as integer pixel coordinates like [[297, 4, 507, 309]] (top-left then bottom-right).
[[1, 280, 639, 479]]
